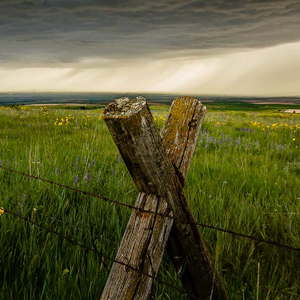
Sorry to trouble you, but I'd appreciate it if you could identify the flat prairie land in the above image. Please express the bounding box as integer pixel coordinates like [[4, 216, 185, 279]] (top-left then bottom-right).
[[0, 102, 300, 299]]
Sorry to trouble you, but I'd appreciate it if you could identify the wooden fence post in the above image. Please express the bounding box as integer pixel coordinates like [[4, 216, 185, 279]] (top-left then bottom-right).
[[101, 96, 226, 300]]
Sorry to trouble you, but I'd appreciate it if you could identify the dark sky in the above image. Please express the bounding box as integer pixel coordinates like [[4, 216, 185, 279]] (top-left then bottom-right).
[[1, 0, 300, 95]]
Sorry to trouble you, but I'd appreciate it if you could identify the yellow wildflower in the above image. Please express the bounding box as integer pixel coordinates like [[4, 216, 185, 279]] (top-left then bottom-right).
[[62, 269, 69, 276], [292, 138, 296, 141], [58, 122, 63, 126], [0, 207, 4, 216]]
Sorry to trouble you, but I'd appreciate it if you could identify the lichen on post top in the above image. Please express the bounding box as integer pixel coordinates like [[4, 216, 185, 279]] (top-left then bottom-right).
[[103, 96, 147, 118]]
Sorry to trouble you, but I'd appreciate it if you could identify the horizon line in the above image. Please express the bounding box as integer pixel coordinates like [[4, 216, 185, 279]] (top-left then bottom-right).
[[0, 91, 300, 99]]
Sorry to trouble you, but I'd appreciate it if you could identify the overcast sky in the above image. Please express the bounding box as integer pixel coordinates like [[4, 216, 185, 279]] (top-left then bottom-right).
[[0, 0, 300, 96]]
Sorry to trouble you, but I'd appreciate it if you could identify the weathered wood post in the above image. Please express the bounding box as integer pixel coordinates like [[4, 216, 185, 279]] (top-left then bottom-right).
[[101, 96, 226, 300]]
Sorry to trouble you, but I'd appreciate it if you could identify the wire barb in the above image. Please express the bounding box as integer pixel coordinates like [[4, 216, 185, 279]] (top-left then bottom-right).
[[2, 208, 201, 300], [4, 197, 118, 247], [1, 165, 300, 253]]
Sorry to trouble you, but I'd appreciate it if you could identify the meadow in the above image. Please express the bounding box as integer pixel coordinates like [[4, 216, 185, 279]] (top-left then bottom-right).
[[0, 102, 300, 299]]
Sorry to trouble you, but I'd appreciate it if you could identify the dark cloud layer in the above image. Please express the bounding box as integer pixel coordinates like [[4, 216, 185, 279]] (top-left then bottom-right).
[[1, 0, 300, 65]]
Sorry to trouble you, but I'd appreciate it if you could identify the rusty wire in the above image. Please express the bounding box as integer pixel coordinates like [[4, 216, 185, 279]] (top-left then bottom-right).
[[1, 165, 300, 253], [1, 207, 201, 300], [2, 197, 118, 247]]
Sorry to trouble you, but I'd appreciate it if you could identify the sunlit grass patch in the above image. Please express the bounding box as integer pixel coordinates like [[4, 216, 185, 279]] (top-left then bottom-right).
[[0, 104, 299, 299]]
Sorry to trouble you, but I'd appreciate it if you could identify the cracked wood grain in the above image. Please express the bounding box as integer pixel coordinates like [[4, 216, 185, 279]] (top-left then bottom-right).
[[101, 96, 226, 300]]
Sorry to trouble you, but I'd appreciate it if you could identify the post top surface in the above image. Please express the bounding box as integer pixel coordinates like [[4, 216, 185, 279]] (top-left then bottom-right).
[[103, 96, 147, 118]]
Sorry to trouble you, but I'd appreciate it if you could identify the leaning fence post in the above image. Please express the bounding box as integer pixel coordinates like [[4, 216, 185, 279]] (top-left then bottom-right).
[[101, 96, 226, 300]]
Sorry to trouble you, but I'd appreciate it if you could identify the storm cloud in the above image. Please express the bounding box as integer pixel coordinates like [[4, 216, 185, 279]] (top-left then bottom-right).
[[0, 1, 300, 95], [1, 0, 300, 65]]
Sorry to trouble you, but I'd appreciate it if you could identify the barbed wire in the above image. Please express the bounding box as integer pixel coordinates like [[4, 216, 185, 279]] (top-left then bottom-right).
[[0, 165, 140, 211], [1, 207, 201, 300], [1, 165, 300, 253], [2, 198, 118, 247], [186, 221, 300, 253]]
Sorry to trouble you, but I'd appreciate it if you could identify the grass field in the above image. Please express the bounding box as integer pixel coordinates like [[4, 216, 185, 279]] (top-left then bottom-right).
[[0, 101, 300, 299]]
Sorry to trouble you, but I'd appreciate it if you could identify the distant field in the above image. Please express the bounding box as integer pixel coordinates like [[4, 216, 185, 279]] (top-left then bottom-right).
[[203, 100, 300, 113], [1, 91, 299, 106], [0, 102, 300, 299]]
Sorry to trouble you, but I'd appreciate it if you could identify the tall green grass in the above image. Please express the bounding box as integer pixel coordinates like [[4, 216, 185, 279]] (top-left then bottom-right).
[[0, 105, 299, 299]]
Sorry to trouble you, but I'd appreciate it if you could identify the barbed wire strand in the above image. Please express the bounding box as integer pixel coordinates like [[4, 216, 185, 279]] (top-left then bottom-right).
[[0, 165, 140, 211], [186, 221, 300, 253], [1, 166, 300, 253], [3, 198, 118, 247], [1, 208, 201, 300]]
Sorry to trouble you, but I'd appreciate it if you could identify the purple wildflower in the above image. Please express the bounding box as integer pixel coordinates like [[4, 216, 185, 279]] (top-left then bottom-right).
[[235, 140, 240, 145], [55, 167, 59, 175], [271, 142, 274, 148], [90, 159, 96, 169], [93, 158, 96, 165], [84, 173, 90, 181], [112, 168, 115, 175], [75, 175, 79, 185], [73, 156, 79, 167], [21, 194, 26, 207]]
